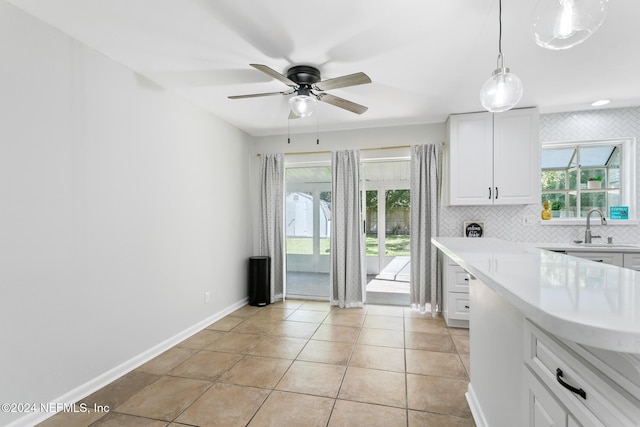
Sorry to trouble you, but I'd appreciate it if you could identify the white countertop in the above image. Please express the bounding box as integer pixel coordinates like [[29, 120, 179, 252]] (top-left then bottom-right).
[[432, 237, 640, 354]]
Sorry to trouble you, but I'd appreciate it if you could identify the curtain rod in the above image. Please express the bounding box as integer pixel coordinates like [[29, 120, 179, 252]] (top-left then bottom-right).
[[256, 145, 413, 157]]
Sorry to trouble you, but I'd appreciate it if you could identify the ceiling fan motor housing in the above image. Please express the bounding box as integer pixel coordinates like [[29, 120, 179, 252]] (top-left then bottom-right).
[[287, 65, 321, 85]]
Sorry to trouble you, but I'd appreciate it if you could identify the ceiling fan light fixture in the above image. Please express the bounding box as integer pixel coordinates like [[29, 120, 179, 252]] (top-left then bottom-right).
[[289, 86, 317, 117], [532, 0, 609, 50]]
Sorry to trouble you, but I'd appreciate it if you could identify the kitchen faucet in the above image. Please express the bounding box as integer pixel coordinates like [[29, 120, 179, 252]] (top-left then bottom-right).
[[585, 209, 607, 243]]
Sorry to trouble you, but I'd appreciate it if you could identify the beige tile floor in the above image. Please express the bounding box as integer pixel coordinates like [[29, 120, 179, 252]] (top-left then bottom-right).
[[38, 301, 475, 427]]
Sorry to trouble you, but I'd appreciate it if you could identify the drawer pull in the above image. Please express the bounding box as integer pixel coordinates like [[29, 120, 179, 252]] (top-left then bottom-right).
[[464, 277, 469, 282], [556, 368, 586, 399], [464, 305, 469, 309]]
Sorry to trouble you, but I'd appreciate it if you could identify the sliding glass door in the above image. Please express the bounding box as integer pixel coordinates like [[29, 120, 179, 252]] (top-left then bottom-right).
[[285, 166, 331, 299], [283, 159, 409, 303], [362, 160, 410, 303]]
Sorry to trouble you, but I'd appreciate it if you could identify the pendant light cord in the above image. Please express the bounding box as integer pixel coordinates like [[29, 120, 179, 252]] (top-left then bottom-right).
[[498, 0, 502, 55], [496, 0, 504, 69], [480, 0, 523, 112]]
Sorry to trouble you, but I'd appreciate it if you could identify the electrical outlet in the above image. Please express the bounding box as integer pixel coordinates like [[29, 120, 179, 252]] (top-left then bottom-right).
[[522, 215, 537, 226], [204, 291, 210, 304]]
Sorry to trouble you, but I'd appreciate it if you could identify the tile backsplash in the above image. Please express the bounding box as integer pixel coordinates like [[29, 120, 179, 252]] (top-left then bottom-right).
[[439, 106, 640, 244]]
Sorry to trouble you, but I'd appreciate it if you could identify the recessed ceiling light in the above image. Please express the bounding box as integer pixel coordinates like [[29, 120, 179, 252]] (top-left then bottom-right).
[[591, 99, 610, 107]]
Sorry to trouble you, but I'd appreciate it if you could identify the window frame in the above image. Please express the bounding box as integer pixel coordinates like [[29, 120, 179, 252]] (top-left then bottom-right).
[[540, 138, 636, 223]]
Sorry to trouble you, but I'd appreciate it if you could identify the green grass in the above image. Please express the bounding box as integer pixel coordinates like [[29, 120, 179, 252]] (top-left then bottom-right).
[[287, 235, 409, 256], [286, 237, 330, 255], [367, 234, 410, 256]]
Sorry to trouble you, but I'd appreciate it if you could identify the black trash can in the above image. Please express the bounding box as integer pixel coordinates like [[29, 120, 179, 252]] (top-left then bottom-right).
[[248, 256, 270, 306]]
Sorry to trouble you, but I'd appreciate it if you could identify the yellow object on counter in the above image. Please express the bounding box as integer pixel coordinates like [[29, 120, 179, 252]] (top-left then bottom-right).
[[541, 200, 552, 220]]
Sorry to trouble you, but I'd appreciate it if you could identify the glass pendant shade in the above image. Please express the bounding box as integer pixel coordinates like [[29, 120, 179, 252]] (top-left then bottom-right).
[[532, 0, 609, 50], [289, 95, 317, 117], [480, 67, 524, 113]]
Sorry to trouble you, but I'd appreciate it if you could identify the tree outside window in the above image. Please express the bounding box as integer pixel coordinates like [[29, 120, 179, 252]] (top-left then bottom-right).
[[540, 140, 631, 219]]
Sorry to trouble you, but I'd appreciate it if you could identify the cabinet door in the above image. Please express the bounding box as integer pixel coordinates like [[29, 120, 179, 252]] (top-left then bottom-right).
[[447, 112, 494, 205], [493, 108, 540, 205], [525, 368, 568, 427]]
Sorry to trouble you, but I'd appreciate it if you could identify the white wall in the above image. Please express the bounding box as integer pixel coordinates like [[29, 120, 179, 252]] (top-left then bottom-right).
[[0, 4, 253, 426], [253, 123, 445, 156]]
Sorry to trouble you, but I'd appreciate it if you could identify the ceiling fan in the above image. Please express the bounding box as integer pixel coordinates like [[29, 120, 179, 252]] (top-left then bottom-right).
[[228, 64, 371, 118]]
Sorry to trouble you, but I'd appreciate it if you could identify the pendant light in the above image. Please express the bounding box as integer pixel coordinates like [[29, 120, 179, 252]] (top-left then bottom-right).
[[532, 0, 609, 50], [289, 86, 317, 118], [480, 0, 523, 113]]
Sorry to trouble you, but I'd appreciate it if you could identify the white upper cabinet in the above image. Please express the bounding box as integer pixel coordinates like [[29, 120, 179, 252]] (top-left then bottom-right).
[[445, 107, 540, 205]]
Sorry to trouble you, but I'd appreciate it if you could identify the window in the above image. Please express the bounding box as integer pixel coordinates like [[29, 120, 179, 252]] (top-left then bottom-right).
[[541, 138, 635, 220]]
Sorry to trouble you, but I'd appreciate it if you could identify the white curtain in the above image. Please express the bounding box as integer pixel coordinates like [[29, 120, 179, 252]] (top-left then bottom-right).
[[259, 153, 285, 303], [330, 150, 365, 308], [410, 144, 441, 315]]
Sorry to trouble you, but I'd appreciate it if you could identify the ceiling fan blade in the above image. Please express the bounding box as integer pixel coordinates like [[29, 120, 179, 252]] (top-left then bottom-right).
[[228, 91, 287, 99], [314, 72, 371, 91], [317, 93, 368, 115], [250, 64, 298, 87]]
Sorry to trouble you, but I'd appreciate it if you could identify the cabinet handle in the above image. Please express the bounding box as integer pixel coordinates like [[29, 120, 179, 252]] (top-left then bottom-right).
[[495, 187, 498, 199], [556, 368, 586, 399], [488, 187, 492, 199], [594, 260, 604, 262], [464, 305, 469, 309]]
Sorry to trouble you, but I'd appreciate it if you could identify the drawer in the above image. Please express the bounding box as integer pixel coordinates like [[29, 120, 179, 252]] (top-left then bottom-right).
[[524, 320, 640, 426], [447, 292, 469, 320], [449, 265, 470, 292], [565, 251, 623, 267], [565, 343, 640, 399]]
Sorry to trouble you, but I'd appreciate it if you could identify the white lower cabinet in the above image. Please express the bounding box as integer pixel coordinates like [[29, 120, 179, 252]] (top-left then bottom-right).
[[623, 253, 640, 270], [442, 255, 469, 328], [525, 368, 580, 427], [565, 251, 623, 267], [547, 248, 640, 271], [523, 320, 640, 427], [466, 276, 640, 427]]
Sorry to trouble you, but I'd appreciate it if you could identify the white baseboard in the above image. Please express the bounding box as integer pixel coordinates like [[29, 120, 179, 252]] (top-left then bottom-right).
[[8, 297, 248, 427], [466, 383, 488, 427]]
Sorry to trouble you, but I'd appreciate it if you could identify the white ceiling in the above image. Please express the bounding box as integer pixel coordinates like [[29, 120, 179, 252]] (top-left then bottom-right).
[[8, 0, 640, 136]]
